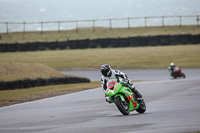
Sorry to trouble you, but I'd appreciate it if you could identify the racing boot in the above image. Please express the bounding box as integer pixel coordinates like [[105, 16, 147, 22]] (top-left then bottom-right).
[[127, 81, 142, 98], [131, 87, 142, 98], [129, 86, 143, 101], [126, 80, 143, 100]]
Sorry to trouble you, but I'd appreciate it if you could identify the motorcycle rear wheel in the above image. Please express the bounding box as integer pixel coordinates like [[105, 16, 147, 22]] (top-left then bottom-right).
[[182, 73, 186, 78], [114, 96, 130, 115]]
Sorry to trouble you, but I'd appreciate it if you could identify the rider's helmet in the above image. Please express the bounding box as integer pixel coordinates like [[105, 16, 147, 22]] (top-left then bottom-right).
[[170, 62, 175, 67], [101, 64, 112, 77]]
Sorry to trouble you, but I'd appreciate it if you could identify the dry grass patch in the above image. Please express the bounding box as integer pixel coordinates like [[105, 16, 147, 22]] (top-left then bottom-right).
[[0, 62, 67, 82], [0, 26, 200, 43], [0, 45, 199, 69]]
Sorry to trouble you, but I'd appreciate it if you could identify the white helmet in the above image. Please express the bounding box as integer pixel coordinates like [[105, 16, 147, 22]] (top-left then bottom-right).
[[170, 62, 175, 66]]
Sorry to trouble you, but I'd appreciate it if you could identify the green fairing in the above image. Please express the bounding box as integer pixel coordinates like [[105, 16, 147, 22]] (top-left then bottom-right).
[[105, 82, 139, 111]]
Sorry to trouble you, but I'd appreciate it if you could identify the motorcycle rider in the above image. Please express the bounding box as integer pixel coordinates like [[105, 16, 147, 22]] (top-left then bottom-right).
[[168, 62, 176, 76], [101, 64, 142, 102]]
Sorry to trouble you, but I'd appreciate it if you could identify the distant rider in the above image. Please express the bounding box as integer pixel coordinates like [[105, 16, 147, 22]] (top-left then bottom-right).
[[100, 64, 142, 103], [168, 62, 176, 76]]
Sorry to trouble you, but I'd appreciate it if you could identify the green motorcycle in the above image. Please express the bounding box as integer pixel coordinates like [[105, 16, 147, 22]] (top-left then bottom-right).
[[105, 79, 146, 115]]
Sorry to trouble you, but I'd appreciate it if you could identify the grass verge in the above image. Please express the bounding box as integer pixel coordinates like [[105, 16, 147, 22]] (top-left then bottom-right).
[[0, 81, 101, 107], [0, 26, 200, 43], [0, 62, 95, 107], [0, 62, 69, 81], [0, 45, 200, 69]]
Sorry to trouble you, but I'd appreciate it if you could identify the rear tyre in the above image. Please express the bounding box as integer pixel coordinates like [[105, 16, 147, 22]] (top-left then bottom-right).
[[182, 73, 186, 78], [114, 96, 129, 115], [136, 100, 146, 114]]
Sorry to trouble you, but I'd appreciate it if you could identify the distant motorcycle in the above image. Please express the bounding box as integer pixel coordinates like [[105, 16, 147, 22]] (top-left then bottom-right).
[[171, 67, 186, 79], [105, 79, 146, 115]]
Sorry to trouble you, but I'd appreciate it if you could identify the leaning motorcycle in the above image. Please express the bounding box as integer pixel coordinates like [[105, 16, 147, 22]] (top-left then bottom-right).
[[105, 79, 146, 115], [171, 67, 186, 79]]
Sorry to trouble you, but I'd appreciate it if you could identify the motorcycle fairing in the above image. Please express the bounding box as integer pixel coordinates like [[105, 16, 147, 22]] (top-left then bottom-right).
[[122, 87, 139, 111], [105, 80, 139, 111], [105, 82, 121, 96]]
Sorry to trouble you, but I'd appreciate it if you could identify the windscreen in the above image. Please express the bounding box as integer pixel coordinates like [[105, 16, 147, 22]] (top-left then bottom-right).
[[107, 79, 117, 90]]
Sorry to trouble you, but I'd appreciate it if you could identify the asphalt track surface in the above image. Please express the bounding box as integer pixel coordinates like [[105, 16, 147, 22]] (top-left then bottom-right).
[[60, 68, 200, 81], [0, 69, 200, 133]]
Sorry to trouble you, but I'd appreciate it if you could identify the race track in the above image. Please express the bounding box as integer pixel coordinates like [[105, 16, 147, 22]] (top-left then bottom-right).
[[0, 69, 200, 133], [60, 68, 200, 81]]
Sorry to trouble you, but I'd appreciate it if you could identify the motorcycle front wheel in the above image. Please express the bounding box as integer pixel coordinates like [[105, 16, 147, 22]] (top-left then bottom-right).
[[114, 96, 129, 115], [136, 100, 146, 114], [173, 73, 177, 79]]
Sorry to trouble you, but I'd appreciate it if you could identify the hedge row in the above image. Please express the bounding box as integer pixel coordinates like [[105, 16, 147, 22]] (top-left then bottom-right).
[[0, 34, 200, 52], [0, 77, 90, 90]]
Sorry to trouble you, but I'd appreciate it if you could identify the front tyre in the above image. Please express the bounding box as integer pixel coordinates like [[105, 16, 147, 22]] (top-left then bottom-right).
[[171, 72, 176, 79], [173, 73, 177, 79], [136, 100, 146, 114], [114, 96, 129, 115]]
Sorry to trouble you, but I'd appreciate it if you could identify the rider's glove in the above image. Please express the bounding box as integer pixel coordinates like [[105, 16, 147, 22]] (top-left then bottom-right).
[[123, 79, 129, 84], [122, 79, 133, 87], [123, 79, 132, 85]]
